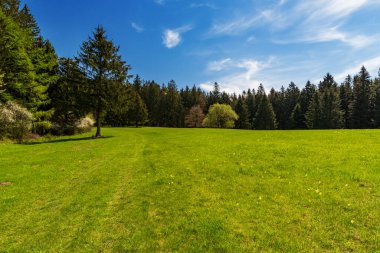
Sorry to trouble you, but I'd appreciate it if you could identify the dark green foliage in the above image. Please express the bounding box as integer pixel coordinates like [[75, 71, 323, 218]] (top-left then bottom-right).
[[306, 74, 342, 129], [284, 82, 300, 128], [78, 26, 130, 137], [157, 80, 183, 127], [339, 76, 353, 128], [319, 74, 343, 129], [289, 103, 304, 129], [140, 81, 161, 126], [305, 92, 320, 129], [254, 85, 277, 130], [298, 81, 316, 129], [269, 86, 286, 129], [0, 7, 58, 134], [0, 9, 34, 102], [49, 58, 88, 134], [127, 90, 148, 127], [373, 71, 380, 127], [246, 89, 256, 129], [234, 95, 250, 129], [350, 66, 372, 129]]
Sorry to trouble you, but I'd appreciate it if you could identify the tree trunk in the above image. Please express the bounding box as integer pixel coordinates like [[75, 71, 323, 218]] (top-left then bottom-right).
[[95, 103, 101, 137]]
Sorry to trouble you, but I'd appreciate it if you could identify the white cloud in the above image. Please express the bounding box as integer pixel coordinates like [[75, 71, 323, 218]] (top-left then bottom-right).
[[190, 3, 217, 9], [154, 0, 165, 5], [200, 58, 274, 93], [209, 0, 378, 48], [131, 22, 144, 33], [207, 58, 232, 71], [301, 26, 378, 48], [336, 55, 380, 81], [162, 25, 193, 49], [163, 30, 181, 48]]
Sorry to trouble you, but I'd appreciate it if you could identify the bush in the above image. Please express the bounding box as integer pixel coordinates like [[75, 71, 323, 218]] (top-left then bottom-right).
[[203, 103, 238, 128], [0, 101, 34, 141], [75, 116, 94, 134], [185, 105, 205, 128]]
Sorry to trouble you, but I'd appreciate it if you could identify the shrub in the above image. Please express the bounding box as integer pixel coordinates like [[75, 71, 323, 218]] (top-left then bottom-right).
[[203, 103, 238, 129], [0, 101, 34, 141], [75, 116, 94, 134], [185, 105, 205, 128]]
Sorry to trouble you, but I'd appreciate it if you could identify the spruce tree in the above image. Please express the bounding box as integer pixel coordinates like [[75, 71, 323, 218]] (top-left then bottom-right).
[[339, 75, 353, 128], [127, 90, 148, 127], [305, 92, 320, 129], [299, 81, 316, 129], [350, 66, 372, 129], [246, 89, 256, 129], [234, 95, 250, 129], [284, 82, 300, 128], [289, 103, 304, 129], [78, 26, 130, 137], [254, 84, 277, 130], [49, 58, 88, 133]]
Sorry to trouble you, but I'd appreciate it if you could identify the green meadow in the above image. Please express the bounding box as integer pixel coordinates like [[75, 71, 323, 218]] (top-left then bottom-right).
[[0, 128, 379, 252]]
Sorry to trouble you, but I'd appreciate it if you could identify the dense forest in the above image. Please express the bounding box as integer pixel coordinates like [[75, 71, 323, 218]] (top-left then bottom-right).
[[1, 0, 380, 140]]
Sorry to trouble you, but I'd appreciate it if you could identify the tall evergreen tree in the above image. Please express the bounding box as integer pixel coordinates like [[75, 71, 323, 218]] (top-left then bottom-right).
[[78, 26, 130, 137], [339, 75, 353, 128], [284, 82, 300, 128], [234, 95, 250, 129], [246, 88, 256, 129], [49, 58, 88, 133], [305, 92, 321, 129], [299, 81, 316, 129], [319, 74, 342, 129], [350, 66, 372, 129], [127, 89, 148, 127], [254, 84, 277, 130], [289, 103, 304, 129], [373, 70, 380, 127]]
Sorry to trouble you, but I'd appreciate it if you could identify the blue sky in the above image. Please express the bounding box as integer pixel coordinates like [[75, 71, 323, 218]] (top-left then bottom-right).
[[23, 0, 380, 93]]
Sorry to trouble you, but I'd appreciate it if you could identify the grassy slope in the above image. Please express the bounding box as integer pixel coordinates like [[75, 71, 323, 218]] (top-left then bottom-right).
[[0, 128, 379, 252]]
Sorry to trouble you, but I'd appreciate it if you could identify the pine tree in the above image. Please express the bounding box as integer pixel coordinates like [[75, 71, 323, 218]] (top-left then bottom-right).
[[78, 26, 130, 137], [289, 103, 304, 129], [246, 89, 256, 129], [0, 0, 20, 18], [234, 95, 250, 129], [298, 81, 316, 129], [350, 66, 372, 129], [49, 58, 88, 133], [284, 82, 300, 128], [373, 70, 380, 127], [127, 90, 148, 127], [132, 75, 142, 95], [254, 85, 277, 130], [339, 75, 353, 128], [305, 92, 320, 129]]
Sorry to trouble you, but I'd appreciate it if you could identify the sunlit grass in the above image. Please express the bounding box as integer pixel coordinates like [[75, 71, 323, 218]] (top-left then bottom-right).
[[0, 128, 379, 252]]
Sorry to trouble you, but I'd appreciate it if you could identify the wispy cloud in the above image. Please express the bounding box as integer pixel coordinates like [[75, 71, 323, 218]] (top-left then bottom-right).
[[154, 0, 165, 5], [209, 0, 378, 48], [201, 58, 275, 93], [207, 58, 232, 71], [131, 22, 144, 33], [335, 55, 380, 81], [190, 3, 217, 9], [162, 25, 193, 49]]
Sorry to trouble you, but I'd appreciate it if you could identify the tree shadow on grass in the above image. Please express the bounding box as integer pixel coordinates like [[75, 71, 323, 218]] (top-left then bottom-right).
[[22, 136, 114, 145]]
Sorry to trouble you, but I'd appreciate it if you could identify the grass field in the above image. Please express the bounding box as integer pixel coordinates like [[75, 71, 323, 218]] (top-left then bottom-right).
[[0, 128, 379, 252]]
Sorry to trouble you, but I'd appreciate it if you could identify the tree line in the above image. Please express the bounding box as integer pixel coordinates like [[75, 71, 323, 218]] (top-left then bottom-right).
[[1, 0, 380, 141]]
